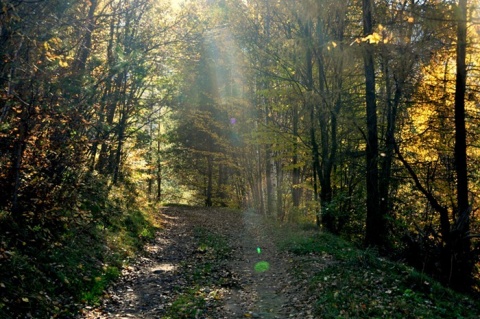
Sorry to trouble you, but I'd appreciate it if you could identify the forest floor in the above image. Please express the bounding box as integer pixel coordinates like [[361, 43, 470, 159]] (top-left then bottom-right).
[[79, 206, 316, 319], [79, 206, 480, 319]]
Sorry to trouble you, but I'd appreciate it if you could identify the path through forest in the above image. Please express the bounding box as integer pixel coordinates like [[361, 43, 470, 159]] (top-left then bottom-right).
[[80, 207, 316, 319]]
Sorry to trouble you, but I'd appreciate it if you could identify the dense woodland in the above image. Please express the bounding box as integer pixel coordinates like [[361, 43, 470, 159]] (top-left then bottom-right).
[[0, 0, 480, 317]]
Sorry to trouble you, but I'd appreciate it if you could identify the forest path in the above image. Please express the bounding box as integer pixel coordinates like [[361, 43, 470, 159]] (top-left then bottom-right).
[[80, 207, 315, 319]]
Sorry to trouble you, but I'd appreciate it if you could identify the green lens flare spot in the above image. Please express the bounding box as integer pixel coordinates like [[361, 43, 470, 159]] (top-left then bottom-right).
[[254, 261, 270, 273], [257, 247, 261, 254]]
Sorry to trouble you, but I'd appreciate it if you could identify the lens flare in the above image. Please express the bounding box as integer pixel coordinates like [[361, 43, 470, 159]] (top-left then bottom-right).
[[254, 261, 270, 272]]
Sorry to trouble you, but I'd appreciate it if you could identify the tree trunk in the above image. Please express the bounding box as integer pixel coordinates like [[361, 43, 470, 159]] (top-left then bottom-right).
[[11, 117, 27, 215], [205, 155, 213, 207], [256, 143, 265, 214], [319, 108, 334, 231], [112, 113, 127, 185], [378, 61, 401, 248], [450, 0, 472, 291], [74, 0, 97, 72], [302, 21, 321, 226], [310, 104, 321, 226], [316, 21, 335, 232], [276, 160, 284, 221], [363, 0, 385, 248], [96, 18, 118, 174], [156, 122, 162, 201], [292, 102, 301, 207]]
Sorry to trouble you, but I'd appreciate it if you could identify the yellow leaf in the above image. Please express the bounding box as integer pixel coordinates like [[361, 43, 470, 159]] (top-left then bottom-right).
[[407, 17, 414, 23], [363, 33, 382, 44], [331, 41, 337, 48], [45, 51, 56, 62], [369, 32, 382, 44], [22, 297, 29, 302], [51, 37, 62, 45], [59, 60, 69, 68]]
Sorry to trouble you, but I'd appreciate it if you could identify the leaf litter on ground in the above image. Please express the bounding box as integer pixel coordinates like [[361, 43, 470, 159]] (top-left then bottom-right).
[[80, 207, 480, 319]]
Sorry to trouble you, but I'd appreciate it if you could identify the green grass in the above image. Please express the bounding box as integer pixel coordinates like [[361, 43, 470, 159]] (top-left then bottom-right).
[[80, 266, 121, 304], [277, 227, 480, 319], [279, 230, 357, 261]]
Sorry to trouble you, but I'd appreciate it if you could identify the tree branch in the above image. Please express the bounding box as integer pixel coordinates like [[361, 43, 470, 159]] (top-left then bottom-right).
[[394, 140, 451, 238]]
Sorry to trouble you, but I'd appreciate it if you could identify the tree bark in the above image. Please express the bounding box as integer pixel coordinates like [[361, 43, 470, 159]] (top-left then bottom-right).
[[205, 155, 213, 207], [450, 0, 472, 291], [292, 102, 301, 207], [303, 21, 321, 226], [74, 0, 97, 72], [156, 122, 162, 201], [378, 60, 402, 247], [362, 0, 385, 248]]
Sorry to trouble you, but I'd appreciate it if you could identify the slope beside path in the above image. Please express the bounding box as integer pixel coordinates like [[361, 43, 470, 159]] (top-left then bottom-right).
[[79, 207, 315, 319]]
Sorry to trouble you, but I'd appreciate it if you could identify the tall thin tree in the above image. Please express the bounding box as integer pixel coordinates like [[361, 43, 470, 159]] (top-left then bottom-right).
[[362, 0, 386, 248], [451, 0, 472, 291]]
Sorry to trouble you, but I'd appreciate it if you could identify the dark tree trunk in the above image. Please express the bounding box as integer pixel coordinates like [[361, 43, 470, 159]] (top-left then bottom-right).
[[450, 0, 472, 291], [74, 0, 97, 72], [112, 113, 126, 185], [256, 143, 265, 214], [362, 0, 385, 248], [96, 18, 118, 174], [156, 124, 162, 201], [378, 62, 402, 248], [319, 107, 334, 231], [292, 102, 301, 207], [310, 106, 321, 227], [318, 37, 331, 229], [265, 133, 274, 215], [303, 21, 321, 226], [11, 117, 27, 215], [276, 160, 284, 221], [205, 156, 213, 207]]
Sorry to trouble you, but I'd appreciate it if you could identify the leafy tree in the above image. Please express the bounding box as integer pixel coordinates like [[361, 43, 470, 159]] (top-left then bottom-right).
[[167, 2, 244, 206]]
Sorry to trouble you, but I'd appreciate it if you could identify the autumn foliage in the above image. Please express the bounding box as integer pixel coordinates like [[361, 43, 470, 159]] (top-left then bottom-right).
[[0, 0, 479, 317]]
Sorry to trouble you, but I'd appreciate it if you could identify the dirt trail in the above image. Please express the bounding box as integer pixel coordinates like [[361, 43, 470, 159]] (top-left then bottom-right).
[[221, 209, 288, 318], [80, 207, 314, 319]]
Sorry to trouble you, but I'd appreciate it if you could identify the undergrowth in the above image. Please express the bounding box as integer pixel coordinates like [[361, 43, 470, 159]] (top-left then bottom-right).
[[0, 179, 160, 319], [277, 225, 480, 319]]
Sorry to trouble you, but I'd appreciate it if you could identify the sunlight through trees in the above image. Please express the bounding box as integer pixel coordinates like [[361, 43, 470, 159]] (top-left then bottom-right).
[[1, 0, 480, 316]]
